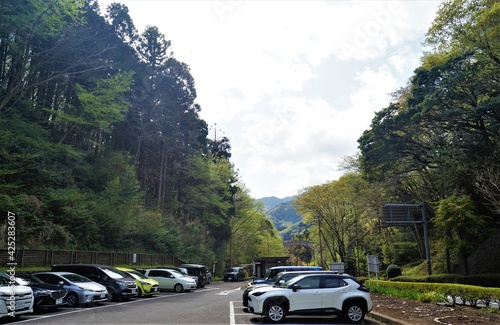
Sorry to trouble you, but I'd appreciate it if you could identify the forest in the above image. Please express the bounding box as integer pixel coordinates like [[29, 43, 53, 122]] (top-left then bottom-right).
[[292, 0, 499, 275], [0, 0, 287, 272], [1, 0, 499, 277]]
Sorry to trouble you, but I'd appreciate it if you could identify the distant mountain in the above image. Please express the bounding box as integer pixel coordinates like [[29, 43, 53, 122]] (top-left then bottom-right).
[[257, 195, 296, 211], [267, 201, 301, 231], [256, 196, 310, 240]]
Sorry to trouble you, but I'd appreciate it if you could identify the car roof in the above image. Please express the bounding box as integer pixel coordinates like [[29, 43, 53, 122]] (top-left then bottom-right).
[[35, 271, 95, 279], [52, 264, 113, 268], [278, 270, 339, 274], [289, 273, 354, 281], [270, 266, 322, 270]]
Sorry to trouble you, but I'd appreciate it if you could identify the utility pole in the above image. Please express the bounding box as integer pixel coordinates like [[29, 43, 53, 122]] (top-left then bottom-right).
[[317, 215, 323, 268]]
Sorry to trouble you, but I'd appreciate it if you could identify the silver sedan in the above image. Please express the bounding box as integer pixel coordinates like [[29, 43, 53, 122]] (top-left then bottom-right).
[[34, 272, 108, 307]]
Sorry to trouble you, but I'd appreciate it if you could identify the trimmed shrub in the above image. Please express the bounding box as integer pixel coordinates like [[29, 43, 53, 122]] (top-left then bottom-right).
[[387, 264, 402, 279]]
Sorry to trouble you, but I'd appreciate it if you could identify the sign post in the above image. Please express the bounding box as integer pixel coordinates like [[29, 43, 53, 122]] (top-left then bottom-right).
[[367, 255, 379, 286], [382, 202, 431, 275]]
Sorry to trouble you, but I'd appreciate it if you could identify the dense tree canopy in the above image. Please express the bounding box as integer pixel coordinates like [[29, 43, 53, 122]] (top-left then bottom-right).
[[356, 0, 499, 274], [0, 0, 284, 274]]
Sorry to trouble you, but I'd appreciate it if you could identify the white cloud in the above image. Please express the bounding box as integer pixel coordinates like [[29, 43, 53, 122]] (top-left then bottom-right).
[[98, 0, 443, 198]]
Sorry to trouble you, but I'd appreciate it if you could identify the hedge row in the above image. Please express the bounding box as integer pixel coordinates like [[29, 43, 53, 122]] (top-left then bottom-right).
[[391, 274, 500, 288], [373, 280, 500, 307]]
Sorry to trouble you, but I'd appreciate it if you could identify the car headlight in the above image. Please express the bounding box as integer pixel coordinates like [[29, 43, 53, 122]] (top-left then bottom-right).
[[35, 290, 51, 297], [251, 291, 266, 297], [116, 281, 127, 287], [139, 281, 149, 286]]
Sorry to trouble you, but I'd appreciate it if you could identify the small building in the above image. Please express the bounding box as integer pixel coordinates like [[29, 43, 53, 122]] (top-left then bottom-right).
[[252, 256, 290, 279]]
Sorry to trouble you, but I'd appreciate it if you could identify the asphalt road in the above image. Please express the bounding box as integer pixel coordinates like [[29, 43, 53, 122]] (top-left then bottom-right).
[[2, 280, 384, 325]]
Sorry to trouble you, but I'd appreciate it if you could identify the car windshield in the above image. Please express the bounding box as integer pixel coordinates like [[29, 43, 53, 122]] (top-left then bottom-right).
[[0, 272, 11, 286], [126, 270, 149, 280], [19, 274, 44, 284], [102, 267, 128, 279], [61, 273, 92, 283], [264, 269, 282, 282], [170, 270, 184, 278]]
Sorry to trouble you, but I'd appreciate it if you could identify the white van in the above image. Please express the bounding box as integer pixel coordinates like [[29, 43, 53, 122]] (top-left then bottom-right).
[[0, 271, 34, 319]]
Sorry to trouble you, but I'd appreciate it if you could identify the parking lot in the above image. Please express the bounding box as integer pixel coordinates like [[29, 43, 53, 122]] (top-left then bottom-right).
[[1, 281, 384, 324]]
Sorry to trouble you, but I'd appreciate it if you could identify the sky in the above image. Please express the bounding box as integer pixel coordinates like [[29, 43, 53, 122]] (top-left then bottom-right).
[[99, 0, 444, 199]]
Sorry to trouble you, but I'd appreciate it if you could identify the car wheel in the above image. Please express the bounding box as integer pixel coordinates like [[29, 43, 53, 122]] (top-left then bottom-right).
[[107, 290, 116, 302], [136, 287, 143, 298], [343, 302, 365, 324], [174, 284, 183, 293], [66, 292, 79, 307], [265, 303, 286, 323]]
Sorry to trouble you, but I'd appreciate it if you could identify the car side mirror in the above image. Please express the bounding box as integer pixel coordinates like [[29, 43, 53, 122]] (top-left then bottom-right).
[[58, 281, 64, 286], [291, 284, 301, 292]]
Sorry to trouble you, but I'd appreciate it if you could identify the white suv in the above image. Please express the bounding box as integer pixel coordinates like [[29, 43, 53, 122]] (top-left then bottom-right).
[[247, 273, 372, 324]]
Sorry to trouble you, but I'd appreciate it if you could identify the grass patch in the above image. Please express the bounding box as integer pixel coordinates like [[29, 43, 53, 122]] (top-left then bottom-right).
[[367, 283, 447, 303]]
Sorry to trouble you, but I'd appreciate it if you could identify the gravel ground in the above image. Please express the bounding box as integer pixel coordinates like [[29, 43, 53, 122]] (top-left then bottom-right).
[[370, 293, 500, 325]]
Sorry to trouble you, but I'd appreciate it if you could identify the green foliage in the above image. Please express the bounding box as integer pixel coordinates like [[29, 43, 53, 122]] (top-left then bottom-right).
[[370, 280, 500, 307], [387, 264, 402, 279], [391, 273, 500, 288], [356, 0, 500, 274], [0, 0, 275, 266]]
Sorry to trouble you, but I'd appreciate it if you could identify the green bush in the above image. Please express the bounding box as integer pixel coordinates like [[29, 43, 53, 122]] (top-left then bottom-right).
[[389, 274, 500, 287], [387, 264, 402, 278], [369, 280, 500, 307]]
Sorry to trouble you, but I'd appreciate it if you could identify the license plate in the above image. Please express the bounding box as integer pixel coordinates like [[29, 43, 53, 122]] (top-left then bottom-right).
[[15, 302, 30, 310], [56, 298, 63, 305], [100, 293, 106, 298], [152, 287, 158, 292], [131, 289, 137, 295]]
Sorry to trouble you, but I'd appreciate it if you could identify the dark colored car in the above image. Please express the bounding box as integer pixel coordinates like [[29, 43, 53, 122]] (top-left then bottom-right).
[[16, 273, 68, 310], [51, 264, 137, 301], [224, 267, 246, 282], [180, 264, 207, 288]]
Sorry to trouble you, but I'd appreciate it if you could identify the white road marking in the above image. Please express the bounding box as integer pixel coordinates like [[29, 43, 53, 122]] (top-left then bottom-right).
[[217, 287, 241, 295], [230, 301, 236, 325]]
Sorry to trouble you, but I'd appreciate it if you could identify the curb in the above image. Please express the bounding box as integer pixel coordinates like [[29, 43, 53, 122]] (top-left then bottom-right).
[[367, 311, 414, 325]]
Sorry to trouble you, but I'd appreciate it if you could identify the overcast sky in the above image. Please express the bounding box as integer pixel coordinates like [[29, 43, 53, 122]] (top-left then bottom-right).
[[99, 0, 443, 199]]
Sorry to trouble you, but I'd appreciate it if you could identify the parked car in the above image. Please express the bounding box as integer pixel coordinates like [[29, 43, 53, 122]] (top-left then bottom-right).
[[116, 267, 159, 297], [153, 266, 199, 286], [243, 270, 343, 307], [15, 274, 68, 310], [180, 264, 207, 288], [251, 265, 322, 285], [0, 271, 34, 319], [51, 264, 137, 301], [206, 270, 212, 284], [224, 267, 246, 282], [247, 273, 372, 324], [142, 269, 197, 292], [34, 271, 108, 307]]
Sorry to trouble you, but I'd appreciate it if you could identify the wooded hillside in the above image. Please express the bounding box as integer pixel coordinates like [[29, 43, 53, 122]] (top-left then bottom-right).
[[0, 0, 287, 272]]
